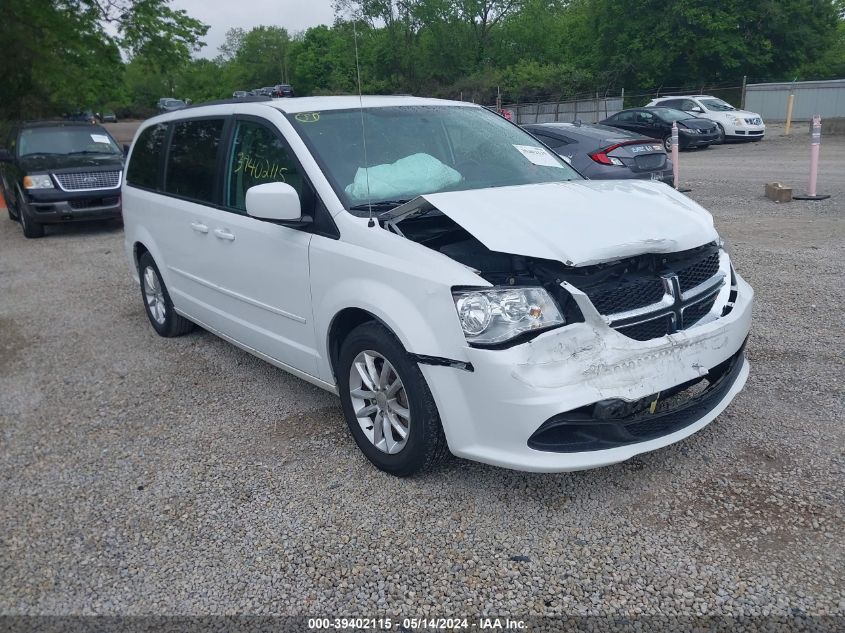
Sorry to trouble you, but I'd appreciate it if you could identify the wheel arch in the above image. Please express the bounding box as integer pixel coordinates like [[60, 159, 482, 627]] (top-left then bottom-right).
[[327, 307, 394, 384]]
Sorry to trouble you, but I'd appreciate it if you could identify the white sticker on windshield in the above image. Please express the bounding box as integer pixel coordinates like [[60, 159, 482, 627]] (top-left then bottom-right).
[[90, 134, 110, 144], [513, 144, 564, 168]]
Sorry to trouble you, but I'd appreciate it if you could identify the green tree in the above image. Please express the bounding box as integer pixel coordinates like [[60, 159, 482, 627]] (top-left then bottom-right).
[[0, 0, 208, 119], [230, 26, 292, 89]]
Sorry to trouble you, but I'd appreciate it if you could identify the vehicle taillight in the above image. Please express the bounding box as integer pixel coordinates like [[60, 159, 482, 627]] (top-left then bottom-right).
[[589, 148, 624, 166]]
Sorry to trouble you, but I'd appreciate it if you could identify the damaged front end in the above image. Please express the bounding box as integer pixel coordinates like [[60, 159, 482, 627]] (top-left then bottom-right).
[[387, 204, 732, 348], [383, 190, 752, 471]]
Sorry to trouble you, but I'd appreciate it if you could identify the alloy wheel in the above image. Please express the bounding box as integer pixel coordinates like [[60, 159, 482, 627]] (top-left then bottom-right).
[[142, 266, 167, 325], [348, 350, 411, 454]]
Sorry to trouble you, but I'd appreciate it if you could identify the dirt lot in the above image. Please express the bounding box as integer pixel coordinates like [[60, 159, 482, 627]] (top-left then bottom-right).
[[1, 126, 843, 621]]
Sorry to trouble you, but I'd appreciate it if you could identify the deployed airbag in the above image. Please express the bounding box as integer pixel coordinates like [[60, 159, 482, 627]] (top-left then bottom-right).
[[345, 153, 462, 201]]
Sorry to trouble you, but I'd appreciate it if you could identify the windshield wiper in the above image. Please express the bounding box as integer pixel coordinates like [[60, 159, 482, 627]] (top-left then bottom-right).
[[348, 199, 409, 212], [23, 152, 65, 157], [68, 150, 118, 155]]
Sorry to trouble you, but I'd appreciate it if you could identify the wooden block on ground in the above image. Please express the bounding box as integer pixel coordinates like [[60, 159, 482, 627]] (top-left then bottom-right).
[[765, 182, 793, 203]]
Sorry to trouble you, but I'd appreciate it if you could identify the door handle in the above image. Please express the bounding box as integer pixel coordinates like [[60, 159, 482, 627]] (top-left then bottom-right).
[[213, 228, 235, 241], [190, 221, 209, 234]]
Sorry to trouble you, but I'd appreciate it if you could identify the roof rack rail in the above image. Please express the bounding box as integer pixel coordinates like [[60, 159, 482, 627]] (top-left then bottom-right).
[[184, 95, 273, 109]]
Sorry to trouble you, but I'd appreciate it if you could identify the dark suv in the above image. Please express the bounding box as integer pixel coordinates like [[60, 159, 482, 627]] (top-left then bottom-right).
[[273, 84, 295, 97], [0, 121, 124, 238]]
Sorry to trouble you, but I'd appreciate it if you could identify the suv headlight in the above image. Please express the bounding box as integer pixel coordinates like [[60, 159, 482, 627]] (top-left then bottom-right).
[[452, 287, 564, 345], [23, 175, 54, 190]]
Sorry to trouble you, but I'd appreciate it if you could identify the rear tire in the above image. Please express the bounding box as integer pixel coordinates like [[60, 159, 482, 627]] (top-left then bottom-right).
[[337, 321, 449, 477], [138, 252, 194, 337]]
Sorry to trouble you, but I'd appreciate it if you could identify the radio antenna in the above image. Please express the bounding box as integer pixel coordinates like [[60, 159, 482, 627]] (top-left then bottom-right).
[[352, 19, 375, 228]]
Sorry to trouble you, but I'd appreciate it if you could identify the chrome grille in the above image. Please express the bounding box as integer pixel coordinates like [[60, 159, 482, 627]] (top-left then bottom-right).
[[582, 247, 725, 342], [54, 171, 122, 191]]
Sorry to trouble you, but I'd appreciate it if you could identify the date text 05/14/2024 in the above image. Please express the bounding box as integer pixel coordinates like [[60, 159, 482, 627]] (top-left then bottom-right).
[[307, 617, 527, 630]]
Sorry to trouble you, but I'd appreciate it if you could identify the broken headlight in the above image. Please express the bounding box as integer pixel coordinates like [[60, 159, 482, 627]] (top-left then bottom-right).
[[452, 287, 564, 345]]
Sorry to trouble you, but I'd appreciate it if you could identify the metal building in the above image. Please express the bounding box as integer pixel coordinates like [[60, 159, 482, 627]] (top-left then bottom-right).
[[745, 79, 845, 121]]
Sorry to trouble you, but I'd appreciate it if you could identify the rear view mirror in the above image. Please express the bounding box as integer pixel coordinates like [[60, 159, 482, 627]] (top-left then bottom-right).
[[245, 182, 303, 223], [0, 148, 13, 162]]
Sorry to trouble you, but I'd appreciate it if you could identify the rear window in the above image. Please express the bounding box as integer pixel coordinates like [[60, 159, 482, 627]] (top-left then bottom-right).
[[164, 119, 225, 203], [126, 123, 167, 190]]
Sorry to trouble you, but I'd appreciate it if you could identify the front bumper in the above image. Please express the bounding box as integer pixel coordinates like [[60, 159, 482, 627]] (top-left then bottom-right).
[[26, 190, 121, 224], [680, 132, 719, 147], [420, 272, 753, 472], [724, 122, 765, 140]]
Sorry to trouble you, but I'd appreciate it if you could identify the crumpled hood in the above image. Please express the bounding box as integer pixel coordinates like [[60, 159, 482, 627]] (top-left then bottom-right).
[[398, 180, 718, 267]]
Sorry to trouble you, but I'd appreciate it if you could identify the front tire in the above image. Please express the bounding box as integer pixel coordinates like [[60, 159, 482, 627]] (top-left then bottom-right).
[[338, 322, 449, 476], [138, 252, 194, 337], [18, 195, 45, 238], [714, 123, 726, 145]]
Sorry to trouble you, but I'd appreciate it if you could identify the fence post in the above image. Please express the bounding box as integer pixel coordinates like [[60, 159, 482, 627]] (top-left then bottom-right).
[[672, 122, 680, 189], [620, 87, 625, 110], [794, 115, 830, 201], [740, 75, 747, 110], [554, 100, 560, 123], [784, 93, 795, 135]]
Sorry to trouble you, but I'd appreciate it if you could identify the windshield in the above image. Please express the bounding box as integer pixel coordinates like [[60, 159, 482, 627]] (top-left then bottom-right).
[[649, 107, 695, 122], [165, 99, 185, 107], [18, 127, 121, 157], [288, 105, 582, 214], [700, 98, 736, 112]]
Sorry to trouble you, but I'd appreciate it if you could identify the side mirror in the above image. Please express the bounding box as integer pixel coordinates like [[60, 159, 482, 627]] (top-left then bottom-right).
[[690, 106, 703, 113], [245, 182, 305, 224], [0, 148, 13, 162]]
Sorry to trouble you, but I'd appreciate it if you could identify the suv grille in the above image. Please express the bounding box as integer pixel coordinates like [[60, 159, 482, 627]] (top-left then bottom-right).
[[581, 244, 725, 341], [54, 171, 121, 191]]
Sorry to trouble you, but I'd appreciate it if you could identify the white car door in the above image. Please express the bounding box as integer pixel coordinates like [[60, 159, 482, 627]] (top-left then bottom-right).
[[190, 117, 320, 376], [152, 117, 229, 323]]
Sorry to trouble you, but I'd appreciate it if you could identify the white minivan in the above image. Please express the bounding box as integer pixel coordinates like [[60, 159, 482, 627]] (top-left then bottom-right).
[[122, 96, 753, 476]]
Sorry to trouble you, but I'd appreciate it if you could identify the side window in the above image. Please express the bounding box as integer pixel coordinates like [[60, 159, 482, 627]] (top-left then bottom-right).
[[684, 99, 699, 111], [225, 120, 302, 212], [636, 111, 654, 124], [165, 119, 225, 203], [614, 111, 634, 122], [661, 99, 680, 109], [126, 123, 167, 190]]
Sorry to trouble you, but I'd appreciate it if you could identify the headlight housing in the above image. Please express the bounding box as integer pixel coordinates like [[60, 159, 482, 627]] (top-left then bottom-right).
[[452, 287, 564, 345], [23, 175, 54, 190]]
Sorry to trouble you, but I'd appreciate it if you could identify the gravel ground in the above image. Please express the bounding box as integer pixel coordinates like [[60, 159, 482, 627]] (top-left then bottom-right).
[[1, 127, 843, 622]]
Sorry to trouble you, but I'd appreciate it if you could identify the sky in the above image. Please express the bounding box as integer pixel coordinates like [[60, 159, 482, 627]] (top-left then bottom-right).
[[171, 0, 337, 58]]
